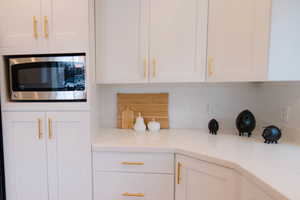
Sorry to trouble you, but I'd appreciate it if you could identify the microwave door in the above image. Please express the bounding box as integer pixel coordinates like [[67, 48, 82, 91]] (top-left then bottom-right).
[[10, 60, 86, 101]]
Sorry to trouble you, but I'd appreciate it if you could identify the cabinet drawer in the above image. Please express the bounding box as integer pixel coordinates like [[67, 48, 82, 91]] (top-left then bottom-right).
[[94, 172, 174, 200], [93, 152, 174, 174]]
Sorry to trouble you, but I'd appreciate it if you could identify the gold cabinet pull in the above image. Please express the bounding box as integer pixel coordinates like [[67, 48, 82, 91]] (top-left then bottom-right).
[[208, 57, 214, 77], [177, 162, 182, 184], [122, 192, 145, 197], [121, 162, 144, 166], [38, 118, 43, 139], [152, 59, 157, 78], [33, 16, 38, 39], [48, 118, 53, 139], [143, 59, 148, 79], [44, 16, 49, 38]]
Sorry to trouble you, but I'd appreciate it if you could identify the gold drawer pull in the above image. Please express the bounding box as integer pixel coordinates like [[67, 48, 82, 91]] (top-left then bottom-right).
[[48, 118, 53, 139], [44, 16, 49, 38], [152, 59, 157, 78], [122, 192, 145, 197], [177, 162, 182, 184], [33, 16, 38, 39], [208, 57, 214, 77], [121, 162, 144, 166], [38, 118, 43, 139]]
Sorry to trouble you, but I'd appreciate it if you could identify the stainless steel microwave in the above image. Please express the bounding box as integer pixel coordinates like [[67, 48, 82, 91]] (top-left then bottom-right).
[[8, 53, 86, 101]]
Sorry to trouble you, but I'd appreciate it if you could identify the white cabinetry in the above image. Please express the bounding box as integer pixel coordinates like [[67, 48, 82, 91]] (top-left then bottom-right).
[[207, 0, 271, 82], [95, 0, 148, 83], [175, 155, 236, 200], [95, 0, 208, 83], [268, 0, 300, 81], [3, 111, 91, 200], [0, 0, 88, 54], [149, 0, 208, 83], [0, 0, 42, 54], [239, 175, 274, 200], [93, 152, 174, 200]]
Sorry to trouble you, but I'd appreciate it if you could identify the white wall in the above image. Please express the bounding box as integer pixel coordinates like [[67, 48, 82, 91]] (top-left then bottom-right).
[[256, 82, 300, 142], [92, 83, 259, 132]]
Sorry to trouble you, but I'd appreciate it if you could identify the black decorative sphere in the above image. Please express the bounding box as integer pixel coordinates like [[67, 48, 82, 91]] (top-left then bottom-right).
[[208, 119, 219, 135], [236, 110, 256, 137], [262, 126, 282, 144]]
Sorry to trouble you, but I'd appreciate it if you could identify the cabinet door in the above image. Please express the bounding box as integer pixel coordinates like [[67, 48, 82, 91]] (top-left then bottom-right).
[[239, 175, 274, 200], [149, 0, 208, 82], [268, 0, 300, 81], [94, 172, 174, 200], [207, 0, 271, 82], [0, 0, 42, 54], [43, 0, 89, 53], [2, 112, 48, 200], [95, 0, 148, 83], [176, 155, 235, 200], [46, 112, 92, 200]]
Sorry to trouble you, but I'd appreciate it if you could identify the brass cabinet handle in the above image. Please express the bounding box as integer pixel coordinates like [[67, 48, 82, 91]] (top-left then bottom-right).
[[48, 118, 53, 139], [122, 192, 145, 197], [121, 162, 145, 166], [152, 59, 157, 78], [177, 162, 182, 184], [208, 57, 214, 77], [44, 16, 49, 38], [33, 16, 38, 39], [144, 59, 148, 79], [38, 118, 43, 139]]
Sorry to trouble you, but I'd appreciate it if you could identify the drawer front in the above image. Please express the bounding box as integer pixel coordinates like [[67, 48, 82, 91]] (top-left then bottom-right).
[[94, 172, 174, 200], [93, 152, 174, 174]]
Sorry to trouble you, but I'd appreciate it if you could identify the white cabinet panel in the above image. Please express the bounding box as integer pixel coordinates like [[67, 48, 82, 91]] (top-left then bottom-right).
[[46, 112, 91, 200], [0, 0, 42, 54], [207, 0, 271, 82], [93, 152, 174, 174], [2, 112, 48, 200], [269, 0, 300, 81], [239, 175, 274, 200], [0, 0, 88, 54], [95, 0, 148, 83], [44, 0, 89, 53], [175, 155, 235, 200], [94, 172, 174, 200], [149, 0, 208, 82]]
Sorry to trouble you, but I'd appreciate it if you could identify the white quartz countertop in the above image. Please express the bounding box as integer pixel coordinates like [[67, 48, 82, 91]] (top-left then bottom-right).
[[93, 129, 300, 200]]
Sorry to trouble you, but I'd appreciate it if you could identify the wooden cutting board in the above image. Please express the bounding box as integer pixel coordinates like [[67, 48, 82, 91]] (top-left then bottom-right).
[[117, 93, 169, 129]]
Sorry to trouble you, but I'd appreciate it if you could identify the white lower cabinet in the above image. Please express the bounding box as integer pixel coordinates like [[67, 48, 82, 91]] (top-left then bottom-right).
[[3, 111, 92, 200], [175, 154, 236, 200], [93, 152, 174, 200], [239, 175, 274, 200], [95, 172, 173, 200]]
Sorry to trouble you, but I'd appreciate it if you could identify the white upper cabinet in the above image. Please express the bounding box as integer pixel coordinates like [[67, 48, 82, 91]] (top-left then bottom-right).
[[207, 0, 271, 82], [44, 0, 89, 53], [95, 0, 208, 83], [175, 155, 236, 200], [95, 0, 148, 83], [149, 0, 208, 83], [0, 0, 88, 54], [268, 0, 300, 81], [0, 0, 42, 54]]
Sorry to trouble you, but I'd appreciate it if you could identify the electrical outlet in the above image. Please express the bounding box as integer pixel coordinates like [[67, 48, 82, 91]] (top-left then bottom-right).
[[206, 104, 214, 115], [281, 107, 290, 123]]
